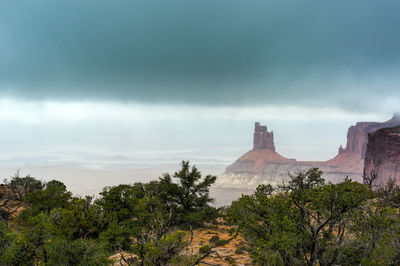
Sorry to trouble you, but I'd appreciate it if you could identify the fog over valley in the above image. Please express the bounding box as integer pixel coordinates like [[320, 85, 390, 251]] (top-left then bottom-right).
[[1, 0, 399, 203]]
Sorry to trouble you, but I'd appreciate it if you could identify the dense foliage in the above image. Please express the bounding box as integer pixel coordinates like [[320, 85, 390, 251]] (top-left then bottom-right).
[[0, 161, 218, 265], [226, 168, 400, 265], [2, 164, 400, 265]]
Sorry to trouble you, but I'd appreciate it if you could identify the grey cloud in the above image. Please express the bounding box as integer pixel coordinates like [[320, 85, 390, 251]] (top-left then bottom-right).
[[0, 0, 400, 109]]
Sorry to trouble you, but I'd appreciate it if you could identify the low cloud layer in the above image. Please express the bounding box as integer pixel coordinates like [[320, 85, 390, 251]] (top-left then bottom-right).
[[0, 99, 391, 164], [1, 1, 399, 111]]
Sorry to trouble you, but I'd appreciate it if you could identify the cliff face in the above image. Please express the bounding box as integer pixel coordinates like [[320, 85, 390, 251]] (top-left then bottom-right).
[[364, 126, 400, 187], [341, 113, 400, 157], [218, 114, 400, 188]]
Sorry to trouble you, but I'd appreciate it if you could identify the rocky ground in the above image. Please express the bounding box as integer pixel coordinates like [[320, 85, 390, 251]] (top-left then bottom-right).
[[110, 223, 252, 266], [185, 225, 251, 266]]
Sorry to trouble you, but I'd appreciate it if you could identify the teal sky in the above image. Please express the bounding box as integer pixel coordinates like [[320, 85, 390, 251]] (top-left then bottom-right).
[[0, 1, 399, 172]]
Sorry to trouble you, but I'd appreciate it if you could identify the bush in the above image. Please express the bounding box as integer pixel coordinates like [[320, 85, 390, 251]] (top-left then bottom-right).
[[235, 245, 247, 254], [45, 238, 111, 266], [226, 169, 397, 266], [199, 244, 212, 254], [0, 221, 14, 258], [1, 162, 219, 265], [209, 235, 220, 243], [225, 256, 237, 265], [214, 239, 230, 247]]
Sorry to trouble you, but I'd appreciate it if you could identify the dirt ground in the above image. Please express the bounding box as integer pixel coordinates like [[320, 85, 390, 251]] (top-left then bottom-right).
[[110, 224, 252, 266], [185, 224, 252, 266]]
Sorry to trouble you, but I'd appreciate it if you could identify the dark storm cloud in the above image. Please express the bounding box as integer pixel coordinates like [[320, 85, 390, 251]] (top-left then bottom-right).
[[1, 0, 400, 108]]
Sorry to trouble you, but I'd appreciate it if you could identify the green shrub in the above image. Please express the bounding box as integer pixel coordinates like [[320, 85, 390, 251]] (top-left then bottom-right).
[[225, 256, 237, 265], [214, 239, 230, 247], [209, 235, 220, 243], [199, 244, 211, 254]]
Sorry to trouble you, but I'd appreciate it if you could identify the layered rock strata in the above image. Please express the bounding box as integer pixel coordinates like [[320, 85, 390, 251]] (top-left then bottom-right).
[[364, 126, 400, 187], [219, 114, 400, 188]]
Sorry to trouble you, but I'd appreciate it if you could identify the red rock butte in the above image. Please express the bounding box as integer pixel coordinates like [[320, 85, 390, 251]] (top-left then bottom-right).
[[219, 114, 400, 187], [253, 122, 275, 151]]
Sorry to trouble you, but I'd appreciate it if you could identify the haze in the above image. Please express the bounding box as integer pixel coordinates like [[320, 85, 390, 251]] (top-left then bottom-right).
[[0, 1, 398, 196]]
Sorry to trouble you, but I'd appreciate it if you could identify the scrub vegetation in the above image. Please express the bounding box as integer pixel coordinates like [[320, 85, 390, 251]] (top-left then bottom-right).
[[1, 164, 400, 265]]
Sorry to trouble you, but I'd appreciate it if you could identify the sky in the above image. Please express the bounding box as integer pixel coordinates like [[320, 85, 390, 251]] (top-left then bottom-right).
[[0, 1, 399, 179]]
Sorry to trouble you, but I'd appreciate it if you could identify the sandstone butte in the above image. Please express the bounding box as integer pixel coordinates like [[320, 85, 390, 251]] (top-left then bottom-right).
[[218, 113, 400, 188], [364, 125, 400, 187]]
